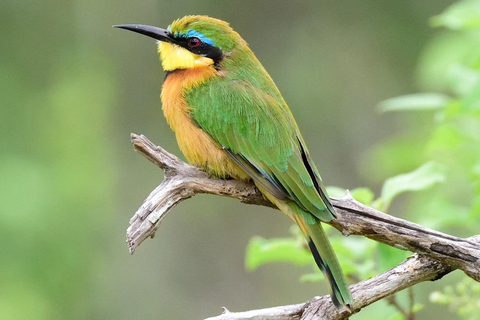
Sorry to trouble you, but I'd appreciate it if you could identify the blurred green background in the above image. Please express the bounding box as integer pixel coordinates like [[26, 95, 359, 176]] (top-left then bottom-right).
[[3, 0, 478, 319]]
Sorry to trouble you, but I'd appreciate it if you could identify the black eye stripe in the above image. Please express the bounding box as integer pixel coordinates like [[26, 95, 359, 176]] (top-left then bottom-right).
[[175, 36, 224, 65]]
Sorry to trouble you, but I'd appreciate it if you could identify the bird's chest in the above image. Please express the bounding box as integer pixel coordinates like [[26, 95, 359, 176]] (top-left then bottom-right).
[[160, 68, 248, 180]]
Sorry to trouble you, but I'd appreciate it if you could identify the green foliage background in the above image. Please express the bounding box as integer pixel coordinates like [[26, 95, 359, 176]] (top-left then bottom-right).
[[1, 0, 478, 319]]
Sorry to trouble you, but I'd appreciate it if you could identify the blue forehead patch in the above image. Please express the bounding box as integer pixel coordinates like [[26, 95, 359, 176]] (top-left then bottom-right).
[[185, 30, 215, 46], [167, 27, 214, 46]]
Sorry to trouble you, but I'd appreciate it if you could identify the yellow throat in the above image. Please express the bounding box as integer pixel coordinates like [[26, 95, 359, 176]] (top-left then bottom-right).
[[158, 42, 214, 71]]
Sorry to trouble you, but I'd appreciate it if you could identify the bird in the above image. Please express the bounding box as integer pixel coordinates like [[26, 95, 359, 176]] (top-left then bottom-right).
[[114, 15, 353, 310]]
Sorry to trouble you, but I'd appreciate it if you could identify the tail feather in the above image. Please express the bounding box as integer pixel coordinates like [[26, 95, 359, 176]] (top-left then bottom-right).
[[295, 212, 353, 310], [255, 184, 353, 310]]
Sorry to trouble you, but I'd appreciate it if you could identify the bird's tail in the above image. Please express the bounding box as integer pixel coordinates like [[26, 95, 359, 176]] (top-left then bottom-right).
[[255, 186, 353, 310], [292, 205, 353, 311]]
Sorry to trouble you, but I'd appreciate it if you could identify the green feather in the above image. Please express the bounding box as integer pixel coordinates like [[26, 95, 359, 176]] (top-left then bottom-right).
[[293, 209, 353, 309], [186, 74, 334, 222]]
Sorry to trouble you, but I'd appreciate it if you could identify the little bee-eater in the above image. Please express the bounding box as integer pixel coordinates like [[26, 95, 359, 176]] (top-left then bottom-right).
[[115, 15, 353, 310]]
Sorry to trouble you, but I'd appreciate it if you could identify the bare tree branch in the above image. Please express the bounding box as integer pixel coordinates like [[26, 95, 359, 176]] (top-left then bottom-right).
[[127, 133, 480, 319]]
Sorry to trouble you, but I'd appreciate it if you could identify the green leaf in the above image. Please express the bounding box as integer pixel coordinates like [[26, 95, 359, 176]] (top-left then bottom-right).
[[430, 291, 450, 304], [378, 93, 452, 113], [300, 272, 324, 283], [387, 313, 404, 320], [415, 198, 470, 230], [326, 186, 347, 198], [381, 162, 447, 210], [350, 188, 375, 205], [377, 243, 409, 272], [431, 0, 480, 30], [328, 236, 378, 279], [448, 64, 480, 97], [329, 238, 366, 276], [430, 279, 480, 319], [412, 302, 424, 313], [370, 197, 384, 211], [245, 236, 312, 271], [326, 187, 375, 205]]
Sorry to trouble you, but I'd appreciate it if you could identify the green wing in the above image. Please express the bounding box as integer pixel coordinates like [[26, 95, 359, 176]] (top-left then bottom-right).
[[186, 78, 335, 222]]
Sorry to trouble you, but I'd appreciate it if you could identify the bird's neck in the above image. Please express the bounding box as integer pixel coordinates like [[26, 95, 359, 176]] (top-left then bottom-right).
[[163, 66, 219, 91], [161, 66, 219, 130]]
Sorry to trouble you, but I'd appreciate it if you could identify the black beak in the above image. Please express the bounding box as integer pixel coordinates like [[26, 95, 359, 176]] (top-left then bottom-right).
[[113, 24, 177, 44]]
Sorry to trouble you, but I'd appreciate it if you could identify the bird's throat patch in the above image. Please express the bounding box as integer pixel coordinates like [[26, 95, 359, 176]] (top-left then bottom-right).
[[158, 42, 214, 71]]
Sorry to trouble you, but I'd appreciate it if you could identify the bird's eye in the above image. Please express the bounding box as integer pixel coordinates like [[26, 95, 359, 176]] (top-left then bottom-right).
[[187, 37, 201, 48]]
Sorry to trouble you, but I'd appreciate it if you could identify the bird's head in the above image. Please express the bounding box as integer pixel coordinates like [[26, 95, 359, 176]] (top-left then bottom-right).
[[114, 15, 245, 72]]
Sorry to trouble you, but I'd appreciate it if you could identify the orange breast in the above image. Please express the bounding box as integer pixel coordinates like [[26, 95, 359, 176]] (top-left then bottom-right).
[[161, 67, 250, 181]]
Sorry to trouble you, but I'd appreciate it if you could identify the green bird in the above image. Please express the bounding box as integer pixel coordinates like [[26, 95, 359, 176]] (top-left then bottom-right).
[[115, 15, 353, 310]]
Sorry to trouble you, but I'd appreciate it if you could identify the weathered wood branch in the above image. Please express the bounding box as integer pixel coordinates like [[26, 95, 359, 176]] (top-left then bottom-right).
[[127, 133, 480, 319]]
